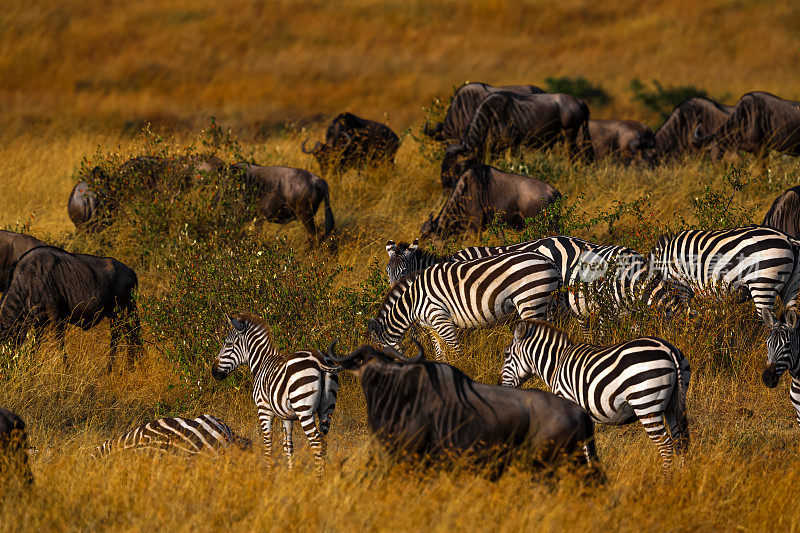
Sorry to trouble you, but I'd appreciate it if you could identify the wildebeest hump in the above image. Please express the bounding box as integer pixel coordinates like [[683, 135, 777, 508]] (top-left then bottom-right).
[[763, 185, 800, 238]]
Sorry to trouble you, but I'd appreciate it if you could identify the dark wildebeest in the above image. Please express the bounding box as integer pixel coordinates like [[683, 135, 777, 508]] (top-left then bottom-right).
[[440, 92, 592, 187], [652, 97, 733, 161], [422, 165, 561, 239], [763, 186, 800, 238], [327, 341, 600, 480], [692, 92, 800, 169], [231, 163, 334, 244], [0, 408, 33, 489], [301, 112, 399, 174], [0, 246, 141, 371], [424, 82, 545, 142], [584, 119, 655, 164], [0, 230, 45, 292], [68, 154, 224, 230]]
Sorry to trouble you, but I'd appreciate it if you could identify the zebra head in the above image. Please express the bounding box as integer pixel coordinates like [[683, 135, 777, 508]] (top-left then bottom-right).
[[648, 233, 673, 275], [763, 309, 800, 388], [501, 320, 567, 389], [501, 321, 537, 388], [212, 315, 251, 381], [385, 239, 419, 283]]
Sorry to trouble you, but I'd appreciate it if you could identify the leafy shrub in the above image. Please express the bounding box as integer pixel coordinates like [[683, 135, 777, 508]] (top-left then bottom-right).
[[629, 78, 710, 121], [411, 83, 460, 163], [544, 76, 611, 106], [688, 164, 756, 230]]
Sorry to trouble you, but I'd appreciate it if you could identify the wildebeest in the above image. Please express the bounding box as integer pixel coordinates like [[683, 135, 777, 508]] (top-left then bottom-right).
[[424, 82, 545, 142], [441, 92, 592, 186], [652, 97, 733, 161], [67, 180, 99, 230], [422, 165, 561, 239], [0, 230, 44, 292], [230, 163, 334, 244], [301, 112, 399, 174], [584, 119, 655, 164], [692, 91, 800, 167], [0, 407, 33, 488], [0, 246, 141, 370], [327, 341, 600, 480], [763, 186, 800, 238]]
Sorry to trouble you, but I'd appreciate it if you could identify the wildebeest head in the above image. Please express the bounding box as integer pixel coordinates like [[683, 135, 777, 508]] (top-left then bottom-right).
[[326, 339, 425, 377], [440, 144, 476, 188], [302, 132, 353, 174], [419, 212, 439, 239], [690, 124, 727, 161], [0, 408, 33, 488], [762, 308, 800, 388]]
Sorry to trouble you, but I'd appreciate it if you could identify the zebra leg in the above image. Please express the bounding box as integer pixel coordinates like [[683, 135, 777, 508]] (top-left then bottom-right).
[[282, 419, 294, 470], [299, 413, 326, 478], [791, 377, 800, 428], [636, 412, 675, 480], [257, 406, 275, 468], [425, 314, 460, 361]]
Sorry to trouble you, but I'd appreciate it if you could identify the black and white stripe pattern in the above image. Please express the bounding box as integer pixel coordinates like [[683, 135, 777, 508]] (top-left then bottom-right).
[[501, 320, 690, 476], [649, 226, 800, 323], [386, 236, 688, 323], [371, 251, 560, 360], [762, 310, 800, 426], [92, 415, 251, 458], [212, 315, 339, 475]]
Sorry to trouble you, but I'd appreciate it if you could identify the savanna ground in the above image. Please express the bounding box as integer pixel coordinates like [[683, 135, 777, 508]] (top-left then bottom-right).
[[2, 1, 800, 530]]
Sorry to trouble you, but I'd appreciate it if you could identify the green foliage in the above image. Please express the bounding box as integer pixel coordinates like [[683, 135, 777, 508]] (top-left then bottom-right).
[[688, 164, 756, 230], [544, 76, 611, 106], [630, 78, 710, 121], [411, 83, 459, 163]]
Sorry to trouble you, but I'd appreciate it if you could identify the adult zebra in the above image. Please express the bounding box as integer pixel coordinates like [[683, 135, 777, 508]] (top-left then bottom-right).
[[212, 315, 339, 476], [92, 415, 252, 458], [648, 226, 800, 324], [762, 309, 800, 427], [386, 237, 689, 324], [501, 320, 690, 477], [370, 251, 561, 360]]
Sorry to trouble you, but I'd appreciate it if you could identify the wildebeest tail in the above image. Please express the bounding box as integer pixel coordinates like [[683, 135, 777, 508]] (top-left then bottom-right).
[[576, 119, 594, 162], [321, 179, 335, 240]]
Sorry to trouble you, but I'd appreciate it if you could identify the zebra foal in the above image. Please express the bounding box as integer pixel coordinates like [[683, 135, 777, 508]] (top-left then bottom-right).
[[762, 309, 800, 426], [371, 251, 560, 360], [212, 314, 339, 476], [92, 414, 251, 458], [501, 320, 690, 477]]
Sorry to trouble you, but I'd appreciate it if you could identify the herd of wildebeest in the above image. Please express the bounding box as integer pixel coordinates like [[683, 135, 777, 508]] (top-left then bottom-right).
[[2, 82, 800, 490]]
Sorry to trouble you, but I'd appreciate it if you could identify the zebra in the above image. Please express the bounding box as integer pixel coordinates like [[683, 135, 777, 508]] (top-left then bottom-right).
[[648, 226, 800, 325], [370, 251, 561, 360], [212, 314, 339, 476], [500, 319, 690, 477], [762, 309, 800, 427], [91, 414, 252, 458], [386, 237, 689, 326]]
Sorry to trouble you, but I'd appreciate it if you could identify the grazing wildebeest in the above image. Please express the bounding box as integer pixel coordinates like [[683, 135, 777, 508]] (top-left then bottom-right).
[[0, 246, 141, 370], [327, 341, 600, 480], [692, 92, 800, 169], [421, 165, 561, 238], [763, 186, 800, 238], [424, 82, 545, 142], [67, 180, 100, 230], [440, 92, 592, 186], [0, 230, 44, 292], [230, 163, 334, 244], [652, 97, 733, 161], [584, 119, 655, 164], [0, 408, 33, 488], [301, 112, 399, 174]]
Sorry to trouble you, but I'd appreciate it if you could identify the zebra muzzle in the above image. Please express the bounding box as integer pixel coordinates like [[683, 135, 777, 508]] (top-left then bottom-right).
[[762, 364, 779, 388]]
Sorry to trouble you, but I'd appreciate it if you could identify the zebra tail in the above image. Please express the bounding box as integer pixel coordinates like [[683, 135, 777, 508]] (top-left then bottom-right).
[[667, 345, 690, 451], [322, 180, 335, 240]]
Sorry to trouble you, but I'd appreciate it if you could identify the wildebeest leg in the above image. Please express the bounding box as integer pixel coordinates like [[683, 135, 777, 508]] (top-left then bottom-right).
[[108, 317, 120, 373], [123, 303, 142, 367], [298, 208, 319, 246], [257, 405, 275, 468], [53, 322, 67, 366], [298, 413, 326, 478], [282, 419, 294, 470]]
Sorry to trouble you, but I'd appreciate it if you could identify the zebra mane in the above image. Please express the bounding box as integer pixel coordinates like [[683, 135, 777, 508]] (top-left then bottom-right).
[[395, 241, 450, 263], [232, 313, 276, 341], [378, 275, 417, 312], [524, 319, 574, 345]]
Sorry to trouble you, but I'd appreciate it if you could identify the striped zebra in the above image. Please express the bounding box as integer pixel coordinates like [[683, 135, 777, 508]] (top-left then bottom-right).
[[762, 309, 800, 427], [501, 319, 690, 477], [92, 414, 251, 458], [212, 315, 339, 476], [648, 226, 800, 324], [386, 236, 688, 324], [370, 251, 560, 360]]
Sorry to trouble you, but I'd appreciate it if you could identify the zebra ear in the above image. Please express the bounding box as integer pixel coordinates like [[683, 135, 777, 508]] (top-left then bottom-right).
[[762, 308, 777, 329], [786, 309, 798, 330], [513, 321, 528, 340], [227, 315, 246, 333], [407, 239, 419, 253], [386, 240, 397, 258]]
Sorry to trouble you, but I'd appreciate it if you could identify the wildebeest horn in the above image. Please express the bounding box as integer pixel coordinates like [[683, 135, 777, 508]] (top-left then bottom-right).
[[691, 124, 709, 145], [326, 339, 355, 363], [383, 339, 425, 363], [342, 131, 353, 147], [301, 137, 314, 154]]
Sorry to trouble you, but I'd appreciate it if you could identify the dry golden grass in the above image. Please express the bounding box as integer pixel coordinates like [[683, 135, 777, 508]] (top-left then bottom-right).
[[2, 0, 800, 531]]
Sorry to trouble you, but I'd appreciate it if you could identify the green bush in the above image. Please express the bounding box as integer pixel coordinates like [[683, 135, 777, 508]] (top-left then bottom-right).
[[544, 76, 611, 107], [629, 78, 710, 121]]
